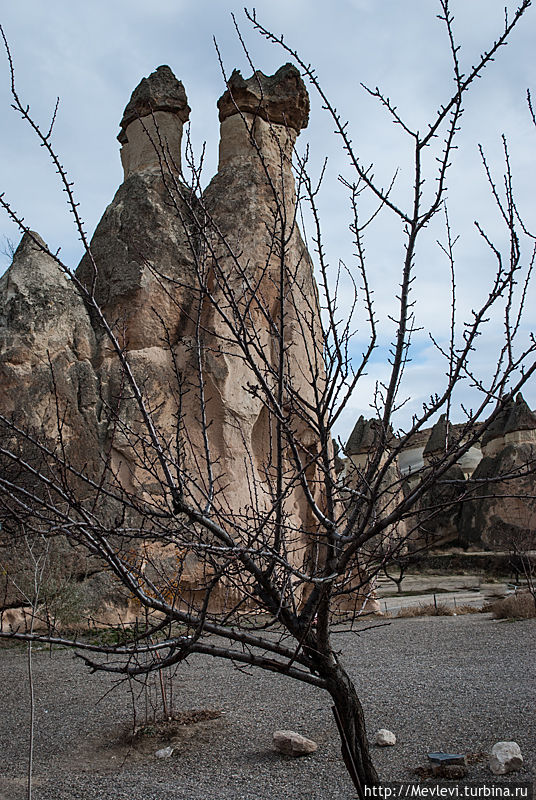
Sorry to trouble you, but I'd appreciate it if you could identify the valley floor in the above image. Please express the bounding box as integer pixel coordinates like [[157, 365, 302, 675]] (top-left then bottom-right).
[[0, 614, 534, 800]]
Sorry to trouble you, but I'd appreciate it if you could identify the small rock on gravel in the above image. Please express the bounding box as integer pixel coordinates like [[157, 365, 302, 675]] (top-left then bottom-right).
[[489, 742, 523, 775], [376, 729, 396, 747], [273, 730, 318, 756], [155, 746, 175, 759]]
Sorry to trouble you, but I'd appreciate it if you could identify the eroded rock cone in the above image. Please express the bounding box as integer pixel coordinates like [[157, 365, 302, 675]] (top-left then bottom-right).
[[461, 394, 536, 549], [77, 65, 195, 349], [0, 233, 107, 618], [418, 415, 466, 546], [0, 232, 98, 455]]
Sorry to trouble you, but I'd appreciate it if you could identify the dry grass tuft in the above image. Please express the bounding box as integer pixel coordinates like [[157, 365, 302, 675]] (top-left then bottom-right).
[[393, 602, 482, 619], [484, 591, 536, 620]]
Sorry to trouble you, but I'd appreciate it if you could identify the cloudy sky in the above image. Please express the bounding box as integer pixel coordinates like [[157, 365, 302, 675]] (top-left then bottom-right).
[[1, 1, 535, 440]]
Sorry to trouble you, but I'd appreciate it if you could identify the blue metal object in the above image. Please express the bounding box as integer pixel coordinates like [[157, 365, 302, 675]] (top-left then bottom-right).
[[427, 752, 466, 765]]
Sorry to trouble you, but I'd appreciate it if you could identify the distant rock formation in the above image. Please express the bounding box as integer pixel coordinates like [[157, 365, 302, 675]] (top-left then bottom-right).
[[343, 416, 407, 559], [418, 415, 466, 547], [480, 393, 536, 456], [343, 398, 536, 554], [346, 416, 384, 461], [399, 420, 481, 481], [461, 394, 536, 549], [422, 414, 448, 460]]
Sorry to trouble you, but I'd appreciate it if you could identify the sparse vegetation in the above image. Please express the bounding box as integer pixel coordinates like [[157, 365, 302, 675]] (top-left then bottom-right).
[[128, 709, 222, 743], [485, 591, 536, 619], [392, 603, 482, 618]]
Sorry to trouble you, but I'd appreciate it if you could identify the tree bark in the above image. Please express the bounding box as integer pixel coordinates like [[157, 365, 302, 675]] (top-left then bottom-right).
[[325, 661, 379, 797]]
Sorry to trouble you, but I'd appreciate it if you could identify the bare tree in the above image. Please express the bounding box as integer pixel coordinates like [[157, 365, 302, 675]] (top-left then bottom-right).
[[1, 234, 15, 267], [383, 558, 407, 595], [1, 2, 535, 795]]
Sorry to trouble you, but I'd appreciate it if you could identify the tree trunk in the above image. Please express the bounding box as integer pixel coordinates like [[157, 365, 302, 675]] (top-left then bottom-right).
[[325, 661, 379, 797]]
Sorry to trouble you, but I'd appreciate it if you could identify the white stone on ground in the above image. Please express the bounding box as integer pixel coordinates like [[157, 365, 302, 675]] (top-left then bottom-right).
[[155, 746, 174, 759], [489, 741, 523, 775], [376, 729, 397, 746]]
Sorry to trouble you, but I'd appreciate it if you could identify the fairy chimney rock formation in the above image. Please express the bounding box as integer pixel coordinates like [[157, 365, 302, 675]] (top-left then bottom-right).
[[1, 64, 331, 614], [460, 394, 536, 548], [118, 65, 190, 178], [346, 416, 380, 458], [344, 416, 407, 557], [481, 394, 536, 457], [203, 64, 320, 444], [345, 416, 395, 470], [76, 66, 195, 350]]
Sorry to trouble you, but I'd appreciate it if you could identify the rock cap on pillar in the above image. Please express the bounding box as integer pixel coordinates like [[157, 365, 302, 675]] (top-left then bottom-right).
[[481, 393, 536, 448], [118, 65, 190, 144], [346, 415, 394, 457], [217, 63, 309, 132], [346, 415, 381, 457]]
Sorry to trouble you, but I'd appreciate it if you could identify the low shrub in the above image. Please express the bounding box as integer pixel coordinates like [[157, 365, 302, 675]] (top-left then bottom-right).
[[485, 591, 536, 620]]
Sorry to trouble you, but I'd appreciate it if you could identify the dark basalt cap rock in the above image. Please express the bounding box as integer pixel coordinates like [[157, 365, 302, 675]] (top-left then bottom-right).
[[217, 63, 309, 132], [423, 414, 448, 456], [481, 393, 536, 446], [118, 65, 190, 143], [346, 416, 383, 456]]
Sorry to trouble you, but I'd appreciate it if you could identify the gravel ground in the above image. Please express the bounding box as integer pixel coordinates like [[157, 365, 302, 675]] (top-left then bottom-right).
[[0, 614, 534, 800]]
